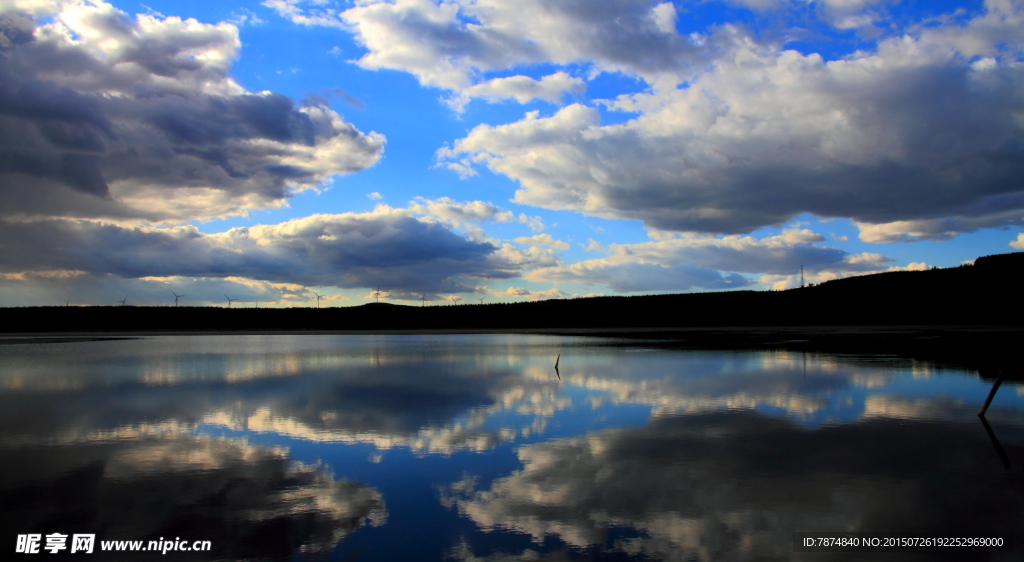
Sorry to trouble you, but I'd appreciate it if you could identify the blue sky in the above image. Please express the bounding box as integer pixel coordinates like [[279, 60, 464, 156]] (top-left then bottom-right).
[[1, 0, 1022, 307]]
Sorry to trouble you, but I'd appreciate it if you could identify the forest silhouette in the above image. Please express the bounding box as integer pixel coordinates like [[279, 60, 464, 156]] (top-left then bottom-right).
[[3, 251, 1022, 380], [5, 251, 1021, 333]]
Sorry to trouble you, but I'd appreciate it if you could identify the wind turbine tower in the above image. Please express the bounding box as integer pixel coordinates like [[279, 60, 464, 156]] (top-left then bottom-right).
[[119, 296, 128, 306], [420, 294, 428, 307], [312, 291, 322, 308], [172, 291, 185, 307], [225, 295, 238, 307], [800, 265, 805, 288]]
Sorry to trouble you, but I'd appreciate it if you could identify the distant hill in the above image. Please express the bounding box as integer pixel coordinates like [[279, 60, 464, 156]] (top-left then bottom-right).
[[3, 252, 1022, 333]]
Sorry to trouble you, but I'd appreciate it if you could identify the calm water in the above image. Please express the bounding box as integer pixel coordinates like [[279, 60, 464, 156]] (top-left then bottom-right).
[[1, 335, 1022, 561]]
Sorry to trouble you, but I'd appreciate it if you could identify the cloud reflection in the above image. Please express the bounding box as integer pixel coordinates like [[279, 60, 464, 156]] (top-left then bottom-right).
[[443, 411, 1024, 561], [0, 431, 386, 560]]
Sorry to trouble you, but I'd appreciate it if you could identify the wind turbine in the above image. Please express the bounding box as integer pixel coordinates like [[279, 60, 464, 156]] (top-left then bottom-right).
[[372, 288, 383, 304], [312, 291, 322, 308], [225, 295, 238, 307], [420, 293, 429, 307], [172, 291, 185, 307], [476, 295, 487, 305], [118, 296, 128, 306], [449, 296, 461, 305]]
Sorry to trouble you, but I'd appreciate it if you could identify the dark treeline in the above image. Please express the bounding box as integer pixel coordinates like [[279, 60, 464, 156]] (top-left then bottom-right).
[[4, 252, 1023, 334]]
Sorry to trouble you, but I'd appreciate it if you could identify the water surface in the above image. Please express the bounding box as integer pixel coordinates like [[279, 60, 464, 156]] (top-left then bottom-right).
[[2, 335, 1022, 561]]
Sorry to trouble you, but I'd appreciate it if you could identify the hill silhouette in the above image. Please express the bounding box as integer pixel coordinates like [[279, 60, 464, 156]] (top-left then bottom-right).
[[3, 251, 1022, 334]]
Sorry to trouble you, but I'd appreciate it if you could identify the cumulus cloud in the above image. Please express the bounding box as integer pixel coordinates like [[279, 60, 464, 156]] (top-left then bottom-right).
[[408, 196, 515, 227], [0, 0, 384, 224], [265, 0, 703, 105], [525, 231, 892, 292], [445, 72, 586, 112], [440, 2, 1024, 237], [511, 234, 570, 251], [1011, 233, 1024, 249], [0, 207, 557, 296]]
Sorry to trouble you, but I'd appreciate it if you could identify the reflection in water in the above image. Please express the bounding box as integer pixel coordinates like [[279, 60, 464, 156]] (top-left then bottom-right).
[[0, 432, 386, 560], [443, 411, 1024, 561], [1, 335, 1023, 561]]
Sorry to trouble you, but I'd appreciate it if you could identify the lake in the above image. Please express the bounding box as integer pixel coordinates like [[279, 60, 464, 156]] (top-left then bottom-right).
[[1, 334, 1022, 561]]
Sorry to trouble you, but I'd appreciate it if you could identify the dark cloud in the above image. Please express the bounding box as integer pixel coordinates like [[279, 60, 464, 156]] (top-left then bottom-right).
[[441, 4, 1024, 237], [0, 210, 553, 294], [0, 1, 383, 223]]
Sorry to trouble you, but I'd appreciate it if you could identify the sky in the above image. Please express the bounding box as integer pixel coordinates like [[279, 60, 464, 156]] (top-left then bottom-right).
[[1, 0, 1022, 307]]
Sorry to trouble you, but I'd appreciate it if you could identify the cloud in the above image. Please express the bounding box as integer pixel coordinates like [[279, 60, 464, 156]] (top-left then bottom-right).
[[0, 0, 384, 224], [228, 7, 265, 26], [443, 406, 1016, 559], [439, 3, 1024, 237], [512, 234, 570, 251], [0, 271, 313, 307], [517, 213, 546, 232], [408, 196, 515, 227], [496, 286, 599, 301], [854, 202, 1024, 242], [525, 231, 892, 292], [0, 207, 558, 296], [3, 432, 387, 556], [1011, 233, 1024, 249], [266, 0, 703, 99], [445, 72, 586, 112]]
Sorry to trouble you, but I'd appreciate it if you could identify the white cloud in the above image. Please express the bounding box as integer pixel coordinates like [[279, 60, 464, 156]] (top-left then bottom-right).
[[478, 244, 561, 280], [367, 192, 383, 200], [1011, 233, 1024, 249], [0, 0, 384, 224], [517, 213, 546, 232], [525, 231, 892, 292], [497, 286, 601, 301], [512, 234, 570, 251], [446, 72, 586, 112], [266, 0, 703, 96], [228, 7, 265, 26], [408, 197, 515, 227], [440, 3, 1024, 237]]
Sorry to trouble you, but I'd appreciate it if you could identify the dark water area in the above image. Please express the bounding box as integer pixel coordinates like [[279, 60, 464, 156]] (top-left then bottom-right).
[[1, 335, 1022, 561]]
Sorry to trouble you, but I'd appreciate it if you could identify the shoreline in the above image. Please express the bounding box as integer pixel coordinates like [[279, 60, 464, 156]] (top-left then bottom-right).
[[1, 323, 1020, 341], [2, 325, 1019, 382]]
